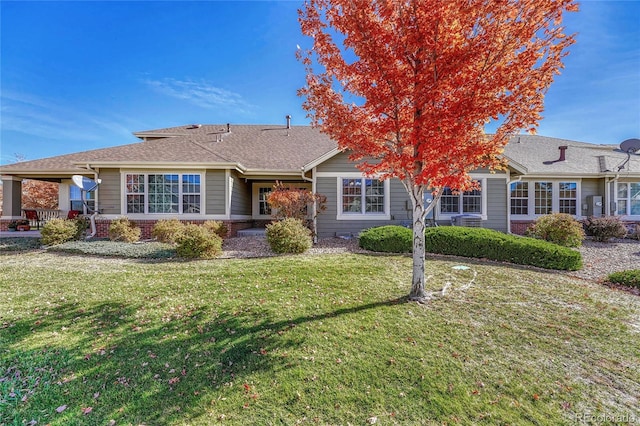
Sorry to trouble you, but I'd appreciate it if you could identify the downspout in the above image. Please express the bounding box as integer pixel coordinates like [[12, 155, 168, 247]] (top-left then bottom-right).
[[300, 167, 317, 243], [605, 174, 619, 216], [84, 164, 100, 238], [506, 175, 522, 234]]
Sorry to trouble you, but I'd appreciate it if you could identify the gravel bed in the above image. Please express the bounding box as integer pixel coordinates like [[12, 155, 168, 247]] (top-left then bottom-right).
[[222, 236, 640, 283]]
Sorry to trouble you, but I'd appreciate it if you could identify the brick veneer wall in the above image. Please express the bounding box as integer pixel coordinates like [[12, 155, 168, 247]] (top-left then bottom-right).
[[94, 219, 256, 239]]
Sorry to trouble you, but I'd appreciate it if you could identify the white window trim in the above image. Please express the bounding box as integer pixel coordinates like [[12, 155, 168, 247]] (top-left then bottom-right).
[[509, 179, 582, 220], [120, 171, 205, 218], [251, 182, 312, 220], [336, 176, 391, 221], [436, 177, 488, 221], [616, 181, 640, 218]]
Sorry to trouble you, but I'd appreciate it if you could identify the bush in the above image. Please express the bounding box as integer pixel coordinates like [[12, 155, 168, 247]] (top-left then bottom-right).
[[607, 270, 640, 289], [72, 217, 90, 240], [41, 218, 79, 246], [525, 213, 585, 247], [359, 225, 412, 253], [424, 226, 582, 271], [175, 224, 222, 259], [202, 220, 229, 239], [266, 218, 312, 254], [583, 216, 627, 242], [152, 218, 185, 243], [108, 217, 141, 243]]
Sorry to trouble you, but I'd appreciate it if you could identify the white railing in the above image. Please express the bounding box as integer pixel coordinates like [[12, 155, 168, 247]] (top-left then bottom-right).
[[22, 208, 63, 226]]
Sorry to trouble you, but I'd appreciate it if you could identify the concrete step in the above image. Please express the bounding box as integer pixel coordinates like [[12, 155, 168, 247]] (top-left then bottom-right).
[[236, 228, 266, 237]]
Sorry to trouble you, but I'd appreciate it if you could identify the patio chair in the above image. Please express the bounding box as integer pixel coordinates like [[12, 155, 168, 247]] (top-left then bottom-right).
[[23, 209, 42, 229]]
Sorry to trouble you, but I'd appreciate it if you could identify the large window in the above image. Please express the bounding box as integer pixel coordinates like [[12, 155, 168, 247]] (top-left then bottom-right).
[[125, 173, 201, 214], [510, 180, 578, 217], [69, 186, 95, 213], [617, 182, 640, 216], [439, 181, 483, 215], [340, 178, 385, 215]]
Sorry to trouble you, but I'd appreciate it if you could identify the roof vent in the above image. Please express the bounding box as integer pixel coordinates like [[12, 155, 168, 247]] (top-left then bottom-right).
[[286, 115, 292, 129], [187, 124, 202, 129], [227, 123, 231, 133]]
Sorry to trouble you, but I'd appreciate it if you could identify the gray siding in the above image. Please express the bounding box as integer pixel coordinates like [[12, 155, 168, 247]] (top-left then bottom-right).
[[230, 170, 251, 216], [317, 151, 367, 173], [98, 168, 121, 214], [484, 178, 508, 232], [316, 176, 410, 238], [315, 152, 509, 236], [205, 170, 226, 215]]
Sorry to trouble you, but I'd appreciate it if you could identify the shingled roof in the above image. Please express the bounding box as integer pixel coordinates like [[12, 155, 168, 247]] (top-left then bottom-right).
[[1, 126, 637, 178], [0, 124, 337, 176], [502, 134, 639, 176]]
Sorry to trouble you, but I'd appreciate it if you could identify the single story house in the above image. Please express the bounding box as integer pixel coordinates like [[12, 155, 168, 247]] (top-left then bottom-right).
[[1, 122, 639, 238]]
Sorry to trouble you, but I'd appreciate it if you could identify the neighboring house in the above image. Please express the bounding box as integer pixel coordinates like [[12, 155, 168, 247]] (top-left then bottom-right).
[[1, 122, 638, 238]]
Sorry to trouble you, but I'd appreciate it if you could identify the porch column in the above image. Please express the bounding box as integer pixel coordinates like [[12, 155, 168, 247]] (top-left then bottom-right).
[[1, 176, 23, 219]]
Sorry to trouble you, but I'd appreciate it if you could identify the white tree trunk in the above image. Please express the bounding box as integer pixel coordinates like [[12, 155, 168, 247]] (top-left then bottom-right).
[[406, 184, 428, 301]]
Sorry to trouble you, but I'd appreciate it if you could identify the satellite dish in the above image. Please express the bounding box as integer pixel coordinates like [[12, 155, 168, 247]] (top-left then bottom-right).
[[72, 175, 101, 192], [620, 138, 640, 154]]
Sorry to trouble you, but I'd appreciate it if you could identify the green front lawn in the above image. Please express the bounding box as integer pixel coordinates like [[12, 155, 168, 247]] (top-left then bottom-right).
[[1, 249, 638, 425]]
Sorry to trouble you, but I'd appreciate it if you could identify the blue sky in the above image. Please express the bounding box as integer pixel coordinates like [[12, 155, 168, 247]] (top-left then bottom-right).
[[1, 1, 639, 165]]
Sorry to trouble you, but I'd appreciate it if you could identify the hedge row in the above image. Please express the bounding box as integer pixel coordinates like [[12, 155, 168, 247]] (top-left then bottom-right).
[[424, 227, 582, 271], [359, 225, 582, 271]]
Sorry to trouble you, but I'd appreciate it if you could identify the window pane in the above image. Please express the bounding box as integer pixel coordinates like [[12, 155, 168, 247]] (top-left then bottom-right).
[[462, 183, 482, 214], [558, 182, 577, 215], [617, 183, 628, 199], [259, 187, 272, 215], [534, 182, 552, 215], [127, 195, 145, 213], [183, 195, 201, 214], [365, 179, 384, 213], [182, 174, 200, 194], [148, 174, 179, 213], [440, 187, 459, 214], [631, 183, 640, 215], [617, 200, 628, 215], [510, 182, 528, 215], [342, 179, 362, 213], [126, 174, 145, 193]]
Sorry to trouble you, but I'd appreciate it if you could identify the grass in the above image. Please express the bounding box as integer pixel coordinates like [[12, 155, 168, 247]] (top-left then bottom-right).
[[1, 244, 639, 425]]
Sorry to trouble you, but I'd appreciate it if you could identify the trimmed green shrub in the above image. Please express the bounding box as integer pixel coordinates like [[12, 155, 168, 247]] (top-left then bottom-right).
[[202, 220, 229, 239], [607, 270, 640, 289], [424, 226, 582, 271], [152, 218, 185, 243], [266, 218, 312, 254], [583, 216, 627, 242], [108, 217, 141, 243], [525, 213, 585, 247], [175, 224, 222, 259], [72, 217, 90, 240], [359, 225, 412, 253], [41, 218, 78, 246]]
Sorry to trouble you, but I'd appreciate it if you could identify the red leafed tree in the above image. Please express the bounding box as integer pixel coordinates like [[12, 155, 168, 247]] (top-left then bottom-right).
[[298, 0, 577, 301], [267, 181, 327, 235], [22, 180, 59, 209]]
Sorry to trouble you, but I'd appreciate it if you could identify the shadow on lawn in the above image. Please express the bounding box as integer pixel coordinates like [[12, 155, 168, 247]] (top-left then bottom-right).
[[1, 296, 404, 424]]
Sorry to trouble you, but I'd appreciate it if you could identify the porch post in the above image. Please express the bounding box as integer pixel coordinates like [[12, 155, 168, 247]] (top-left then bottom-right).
[[1, 175, 23, 219]]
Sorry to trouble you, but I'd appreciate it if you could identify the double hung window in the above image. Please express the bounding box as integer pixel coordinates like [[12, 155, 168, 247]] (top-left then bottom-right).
[[617, 182, 640, 216]]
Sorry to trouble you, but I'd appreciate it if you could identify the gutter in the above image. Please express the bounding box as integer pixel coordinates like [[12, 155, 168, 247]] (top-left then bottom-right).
[[82, 164, 101, 239], [300, 167, 318, 243]]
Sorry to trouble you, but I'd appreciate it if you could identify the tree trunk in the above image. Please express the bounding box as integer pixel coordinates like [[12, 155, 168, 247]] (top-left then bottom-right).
[[407, 184, 428, 301]]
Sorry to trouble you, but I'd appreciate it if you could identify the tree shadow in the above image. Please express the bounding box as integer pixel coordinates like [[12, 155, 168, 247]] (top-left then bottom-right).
[[1, 296, 404, 424]]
